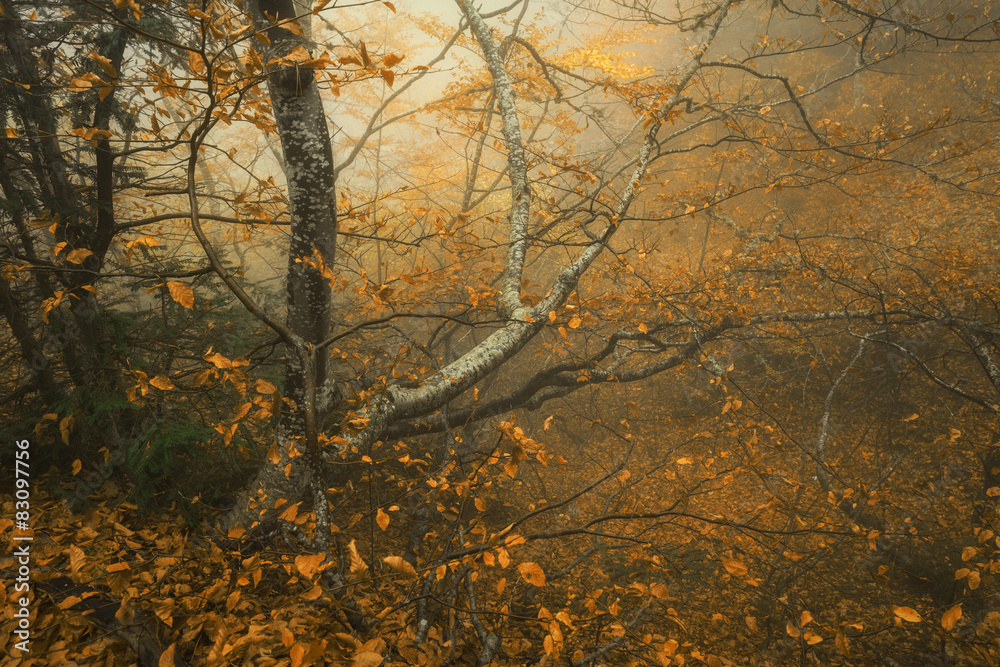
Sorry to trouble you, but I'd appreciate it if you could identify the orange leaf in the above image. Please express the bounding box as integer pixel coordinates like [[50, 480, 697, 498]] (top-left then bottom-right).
[[376, 508, 389, 531], [721, 558, 747, 577], [188, 51, 205, 74], [167, 281, 194, 309], [59, 415, 74, 445], [158, 644, 176, 667], [68, 544, 86, 575], [893, 606, 922, 623], [66, 248, 94, 264], [353, 651, 383, 667], [279, 503, 299, 522], [152, 598, 175, 627], [256, 379, 277, 393], [382, 556, 417, 578], [835, 628, 849, 655], [232, 402, 251, 421], [203, 351, 232, 368], [126, 235, 159, 249], [70, 72, 104, 91], [149, 375, 175, 391], [296, 553, 325, 579], [348, 539, 367, 576], [517, 562, 546, 586], [90, 52, 117, 78], [384, 53, 403, 68], [942, 604, 962, 631], [283, 45, 311, 64]]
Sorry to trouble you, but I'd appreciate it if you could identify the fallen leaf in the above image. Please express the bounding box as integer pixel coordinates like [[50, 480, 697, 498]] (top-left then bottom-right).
[[893, 605, 922, 623], [517, 562, 546, 587], [721, 558, 747, 576], [942, 604, 962, 631], [296, 553, 325, 579]]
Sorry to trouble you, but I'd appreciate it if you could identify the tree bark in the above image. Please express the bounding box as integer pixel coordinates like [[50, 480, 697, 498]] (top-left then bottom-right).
[[220, 0, 338, 534]]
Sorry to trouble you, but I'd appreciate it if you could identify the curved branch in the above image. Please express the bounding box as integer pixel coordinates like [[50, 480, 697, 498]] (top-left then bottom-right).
[[457, 0, 531, 318]]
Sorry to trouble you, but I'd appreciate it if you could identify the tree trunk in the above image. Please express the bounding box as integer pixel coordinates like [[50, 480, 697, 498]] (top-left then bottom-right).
[[0, 2, 127, 384], [220, 0, 338, 534], [0, 277, 61, 405]]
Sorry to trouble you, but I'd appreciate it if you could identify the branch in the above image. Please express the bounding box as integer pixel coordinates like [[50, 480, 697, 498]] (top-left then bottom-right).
[[570, 601, 650, 667], [456, 0, 531, 318], [464, 570, 502, 667]]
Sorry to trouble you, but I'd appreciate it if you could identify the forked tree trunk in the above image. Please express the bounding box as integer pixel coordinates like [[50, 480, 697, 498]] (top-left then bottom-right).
[[220, 0, 676, 535]]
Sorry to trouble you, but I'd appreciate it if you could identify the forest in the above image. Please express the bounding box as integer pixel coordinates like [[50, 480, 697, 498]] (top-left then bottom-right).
[[3, 0, 1000, 664]]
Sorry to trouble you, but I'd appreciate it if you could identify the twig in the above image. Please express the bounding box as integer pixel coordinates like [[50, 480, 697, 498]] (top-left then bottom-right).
[[571, 601, 650, 666]]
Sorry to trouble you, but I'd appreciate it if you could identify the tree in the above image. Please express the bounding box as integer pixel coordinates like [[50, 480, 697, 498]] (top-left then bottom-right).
[[7, 0, 1000, 664]]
